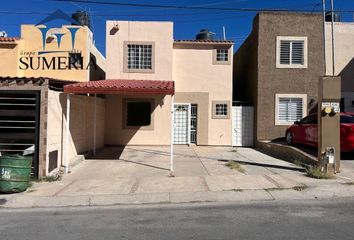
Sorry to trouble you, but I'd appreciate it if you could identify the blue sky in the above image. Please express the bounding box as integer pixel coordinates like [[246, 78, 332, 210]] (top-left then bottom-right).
[[1, 0, 353, 56]]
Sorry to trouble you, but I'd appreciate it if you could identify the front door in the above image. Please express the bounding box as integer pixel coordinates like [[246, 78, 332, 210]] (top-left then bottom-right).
[[173, 104, 190, 144]]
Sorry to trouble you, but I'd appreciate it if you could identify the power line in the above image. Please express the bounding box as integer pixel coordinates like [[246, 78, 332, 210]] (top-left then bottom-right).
[[51, 0, 354, 13]]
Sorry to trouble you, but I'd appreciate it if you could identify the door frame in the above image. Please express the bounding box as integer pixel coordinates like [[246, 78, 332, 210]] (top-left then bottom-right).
[[173, 103, 191, 145]]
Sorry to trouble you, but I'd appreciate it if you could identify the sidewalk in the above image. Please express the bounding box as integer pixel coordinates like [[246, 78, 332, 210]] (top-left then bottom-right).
[[1, 146, 354, 208]]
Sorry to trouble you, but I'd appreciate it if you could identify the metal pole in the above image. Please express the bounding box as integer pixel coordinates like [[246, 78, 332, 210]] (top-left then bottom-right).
[[330, 0, 336, 76], [65, 94, 71, 174], [93, 94, 97, 156], [322, 0, 327, 75], [170, 95, 174, 176], [222, 26, 226, 40]]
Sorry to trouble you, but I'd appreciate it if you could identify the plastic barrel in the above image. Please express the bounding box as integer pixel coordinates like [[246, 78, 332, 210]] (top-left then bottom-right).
[[0, 155, 33, 193]]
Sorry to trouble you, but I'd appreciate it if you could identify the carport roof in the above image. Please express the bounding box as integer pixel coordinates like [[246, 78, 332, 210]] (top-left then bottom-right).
[[63, 79, 175, 95]]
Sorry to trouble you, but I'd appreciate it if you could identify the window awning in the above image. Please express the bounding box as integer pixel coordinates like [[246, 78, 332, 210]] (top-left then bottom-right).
[[63, 79, 175, 95]]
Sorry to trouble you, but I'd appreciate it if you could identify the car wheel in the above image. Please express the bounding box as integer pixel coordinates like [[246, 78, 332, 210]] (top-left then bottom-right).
[[286, 131, 293, 145]]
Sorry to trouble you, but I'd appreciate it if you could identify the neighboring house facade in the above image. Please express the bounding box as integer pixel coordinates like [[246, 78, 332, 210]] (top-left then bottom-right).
[[233, 12, 325, 142], [103, 21, 233, 147], [0, 25, 105, 81], [0, 14, 106, 178], [325, 22, 354, 112]]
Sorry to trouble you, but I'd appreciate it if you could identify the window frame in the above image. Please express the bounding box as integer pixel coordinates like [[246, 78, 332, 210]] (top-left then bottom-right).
[[275, 94, 307, 126], [212, 101, 230, 119], [276, 36, 308, 69], [213, 47, 231, 65], [123, 98, 155, 130], [123, 41, 155, 73]]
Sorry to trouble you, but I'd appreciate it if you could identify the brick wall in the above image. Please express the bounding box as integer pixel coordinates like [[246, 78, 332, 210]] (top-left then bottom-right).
[[47, 91, 105, 174]]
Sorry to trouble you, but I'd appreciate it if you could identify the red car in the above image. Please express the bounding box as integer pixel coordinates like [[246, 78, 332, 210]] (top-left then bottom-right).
[[285, 113, 354, 152]]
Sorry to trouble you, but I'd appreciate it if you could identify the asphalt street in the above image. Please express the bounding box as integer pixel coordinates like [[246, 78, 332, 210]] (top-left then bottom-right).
[[1, 198, 354, 240]]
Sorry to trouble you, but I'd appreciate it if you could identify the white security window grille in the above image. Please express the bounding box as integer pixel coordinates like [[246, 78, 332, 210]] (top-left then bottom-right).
[[216, 49, 228, 62], [280, 40, 304, 65], [127, 44, 152, 69], [278, 97, 304, 124], [215, 104, 228, 116]]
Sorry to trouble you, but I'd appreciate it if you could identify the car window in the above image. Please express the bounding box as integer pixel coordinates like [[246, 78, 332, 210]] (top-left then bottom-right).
[[300, 115, 317, 124], [340, 115, 354, 123]]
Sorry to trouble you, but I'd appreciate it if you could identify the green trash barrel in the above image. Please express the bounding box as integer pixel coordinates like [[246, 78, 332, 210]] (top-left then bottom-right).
[[0, 155, 33, 193]]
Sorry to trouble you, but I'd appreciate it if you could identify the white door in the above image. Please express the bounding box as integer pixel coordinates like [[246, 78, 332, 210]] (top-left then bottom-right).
[[173, 104, 190, 144], [232, 106, 254, 147]]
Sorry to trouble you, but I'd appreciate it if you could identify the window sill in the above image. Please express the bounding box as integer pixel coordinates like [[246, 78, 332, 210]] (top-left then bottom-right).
[[276, 64, 307, 69]]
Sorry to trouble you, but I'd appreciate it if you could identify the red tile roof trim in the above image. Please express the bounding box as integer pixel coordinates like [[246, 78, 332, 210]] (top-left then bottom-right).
[[174, 39, 233, 44], [0, 37, 20, 43], [64, 79, 175, 95]]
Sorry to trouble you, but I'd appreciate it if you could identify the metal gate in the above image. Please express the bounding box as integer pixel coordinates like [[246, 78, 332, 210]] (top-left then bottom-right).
[[232, 106, 254, 147], [190, 104, 197, 144], [173, 104, 190, 144], [0, 91, 40, 178]]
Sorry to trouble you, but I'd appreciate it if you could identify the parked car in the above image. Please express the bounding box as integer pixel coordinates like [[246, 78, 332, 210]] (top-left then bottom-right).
[[285, 112, 354, 152]]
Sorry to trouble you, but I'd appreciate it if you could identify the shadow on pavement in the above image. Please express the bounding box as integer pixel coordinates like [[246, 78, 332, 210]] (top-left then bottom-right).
[[272, 138, 354, 161], [216, 158, 306, 172], [271, 138, 317, 157], [117, 158, 170, 171]]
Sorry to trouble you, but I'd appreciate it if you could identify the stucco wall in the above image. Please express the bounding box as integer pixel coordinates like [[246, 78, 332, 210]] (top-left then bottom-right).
[[0, 25, 105, 81], [47, 91, 105, 173], [20, 25, 89, 81], [173, 44, 233, 145], [0, 40, 25, 77], [105, 94, 171, 145], [325, 22, 354, 80], [233, 18, 259, 105], [106, 21, 173, 80], [256, 12, 324, 140]]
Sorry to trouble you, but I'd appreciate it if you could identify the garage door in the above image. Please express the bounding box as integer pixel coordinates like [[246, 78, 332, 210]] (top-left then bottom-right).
[[232, 106, 254, 147], [0, 91, 40, 178]]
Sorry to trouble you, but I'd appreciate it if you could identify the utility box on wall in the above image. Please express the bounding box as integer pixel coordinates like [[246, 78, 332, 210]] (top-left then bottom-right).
[[318, 76, 341, 173]]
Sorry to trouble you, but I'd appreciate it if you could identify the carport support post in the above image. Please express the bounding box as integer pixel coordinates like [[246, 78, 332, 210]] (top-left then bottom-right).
[[170, 95, 174, 176], [318, 76, 341, 173], [65, 94, 71, 174], [93, 94, 97, 156]]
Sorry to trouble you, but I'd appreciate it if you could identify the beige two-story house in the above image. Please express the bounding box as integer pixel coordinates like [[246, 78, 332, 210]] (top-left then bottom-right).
[[65, 20, 234, 148]]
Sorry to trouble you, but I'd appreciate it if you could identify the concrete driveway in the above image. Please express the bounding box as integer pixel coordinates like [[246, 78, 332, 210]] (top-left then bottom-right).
[[23, 145, 318, 197]]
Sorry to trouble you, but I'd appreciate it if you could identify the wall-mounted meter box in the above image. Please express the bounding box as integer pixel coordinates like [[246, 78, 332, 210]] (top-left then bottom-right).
[[331, 102, 340, 113], [325, 147, 335, 164]]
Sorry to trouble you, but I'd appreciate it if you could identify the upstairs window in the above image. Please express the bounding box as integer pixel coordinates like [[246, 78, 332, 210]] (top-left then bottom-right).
[[124, 42, 155, 73], [276, 37, 307, 68], [213, 48, 231, 65], [216, 49, 229, 62]]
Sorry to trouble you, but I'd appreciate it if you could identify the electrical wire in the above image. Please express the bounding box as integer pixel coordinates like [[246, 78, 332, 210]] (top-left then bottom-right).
[[50, 0, 354, 13]]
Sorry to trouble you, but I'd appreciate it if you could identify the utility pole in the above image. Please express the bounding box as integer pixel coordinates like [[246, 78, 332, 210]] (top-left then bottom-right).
[[318, 0, 341, 174], [330, 0, 336, 76]]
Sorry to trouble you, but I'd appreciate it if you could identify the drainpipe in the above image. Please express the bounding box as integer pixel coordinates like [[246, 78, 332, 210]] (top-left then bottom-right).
[[322, 0, 327, 75], [170, 95, 174, 176], [65, 94, 71, 174], [93, 94, 97, 156]]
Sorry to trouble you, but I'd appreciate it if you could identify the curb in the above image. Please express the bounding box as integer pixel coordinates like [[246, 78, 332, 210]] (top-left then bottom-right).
[[1, 184, 354, 209]]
